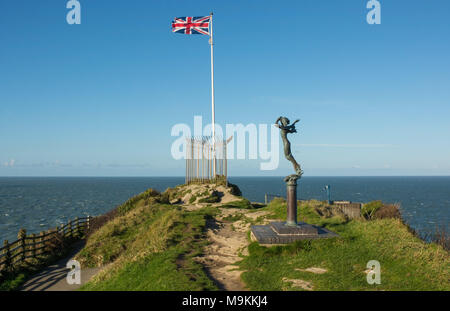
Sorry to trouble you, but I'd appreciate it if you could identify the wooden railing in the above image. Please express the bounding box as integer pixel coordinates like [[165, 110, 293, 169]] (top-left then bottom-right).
[[0, 216, 91, 273]]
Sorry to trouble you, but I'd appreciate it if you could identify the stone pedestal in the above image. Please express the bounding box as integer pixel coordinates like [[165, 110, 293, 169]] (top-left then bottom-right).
[[286, 183, 297, 226], [250, 175, 338, 245]]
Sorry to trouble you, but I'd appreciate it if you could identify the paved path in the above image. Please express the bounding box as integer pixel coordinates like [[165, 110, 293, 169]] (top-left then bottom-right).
[[20, 241, 101, 291]]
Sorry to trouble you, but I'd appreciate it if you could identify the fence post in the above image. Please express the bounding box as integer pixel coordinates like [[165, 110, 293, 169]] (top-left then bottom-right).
[[69, 220, 73, 239], [39, 231, 44, 256], [75, 217, 79, 237], [2, 240, 11, 271], [17, 229, 26, 264], [265, 194, 268, 205], [59, 224, 64, 239], [31, 234, 36, 259], [54, 227, 58, 247], [48, 229, 53, 251]]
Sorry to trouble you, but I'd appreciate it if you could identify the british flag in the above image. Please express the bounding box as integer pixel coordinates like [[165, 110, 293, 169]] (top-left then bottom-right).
[[172, 16, 211, 35]]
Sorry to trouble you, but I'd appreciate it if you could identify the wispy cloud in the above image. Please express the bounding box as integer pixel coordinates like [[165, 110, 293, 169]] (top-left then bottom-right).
[[296, 144, 394, 148], [3, 159, 15, 167], [30, 161, 62, 167], [9, 161, 65, 168], [107, 163, 151, 168]]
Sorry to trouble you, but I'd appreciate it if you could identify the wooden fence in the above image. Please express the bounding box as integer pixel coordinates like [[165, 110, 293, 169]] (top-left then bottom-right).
[[0, 216, 91, 273]]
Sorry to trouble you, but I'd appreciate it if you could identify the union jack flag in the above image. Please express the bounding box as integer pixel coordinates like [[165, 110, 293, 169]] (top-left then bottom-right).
[[172, 16, 211, 35]]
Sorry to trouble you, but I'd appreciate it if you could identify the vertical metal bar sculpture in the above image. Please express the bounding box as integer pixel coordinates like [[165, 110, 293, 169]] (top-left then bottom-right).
[[185, 136, 228, 184], [192, 138, 194, 182], [224, 140, 227, 186]]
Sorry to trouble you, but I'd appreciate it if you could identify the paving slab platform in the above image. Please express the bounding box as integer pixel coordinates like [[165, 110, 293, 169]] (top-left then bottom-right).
[[251, 222, 339, 244]]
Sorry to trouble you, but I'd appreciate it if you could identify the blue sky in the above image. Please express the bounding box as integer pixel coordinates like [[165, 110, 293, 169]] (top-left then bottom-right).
[[0, 0, 449, 176]]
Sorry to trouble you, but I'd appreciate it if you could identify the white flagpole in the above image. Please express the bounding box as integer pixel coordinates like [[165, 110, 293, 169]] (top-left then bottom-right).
[[209, 12, 216, 177]]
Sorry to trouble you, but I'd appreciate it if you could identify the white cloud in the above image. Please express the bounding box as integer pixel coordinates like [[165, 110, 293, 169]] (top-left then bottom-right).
[[3, 159, 15, 167], [296, 144, 393, 148]]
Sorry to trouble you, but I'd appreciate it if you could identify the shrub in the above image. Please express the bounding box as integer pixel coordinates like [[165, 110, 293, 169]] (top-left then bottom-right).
[[44, 232, 69, 256], [361, 200, 384, 220], [158, 192, 170, 204], [228, 182, 242, 196], [373, 203, 401, 219], [361, 201, 402, 220], [86, 208, 118, 237]]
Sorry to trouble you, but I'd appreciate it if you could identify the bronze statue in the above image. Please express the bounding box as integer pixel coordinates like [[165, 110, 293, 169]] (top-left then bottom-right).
[[250, 116, 339, 239], [275, 117, 303, 185]]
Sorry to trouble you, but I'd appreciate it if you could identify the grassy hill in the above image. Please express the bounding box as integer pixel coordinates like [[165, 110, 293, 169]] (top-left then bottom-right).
[[77, 204, 218, 290], [74, 183, 449, 291], [240, 198, 449, 290]]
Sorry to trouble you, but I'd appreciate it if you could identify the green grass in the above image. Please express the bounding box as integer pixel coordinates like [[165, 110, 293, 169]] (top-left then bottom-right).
[[78, 202, 219, 291], [238, 199, 450, 291], [221, 198, 253, 209], [198, 191, 221, 203], [116, 188, 164, 214], [0, 273, 27, 291], [222, 213, 245, 222], [188, 195, 198, 204]]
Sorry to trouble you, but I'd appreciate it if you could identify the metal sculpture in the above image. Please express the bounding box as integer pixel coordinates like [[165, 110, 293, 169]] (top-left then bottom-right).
[[275, 116, 303, 226], [185, 136, 229, 184]]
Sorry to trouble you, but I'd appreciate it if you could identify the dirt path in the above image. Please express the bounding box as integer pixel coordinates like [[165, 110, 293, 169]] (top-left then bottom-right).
[[194, 207, 269, 291], [20, 241, 101, 291], [195, 209, 247, 290]]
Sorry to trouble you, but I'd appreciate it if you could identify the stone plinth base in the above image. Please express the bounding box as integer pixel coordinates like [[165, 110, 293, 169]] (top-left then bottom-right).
[[270, 221, 318, 235], [251, 222, 338, 245]]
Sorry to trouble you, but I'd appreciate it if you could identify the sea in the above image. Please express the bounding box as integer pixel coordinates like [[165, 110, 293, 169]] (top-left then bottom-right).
[[0, 176, 449, 242]]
